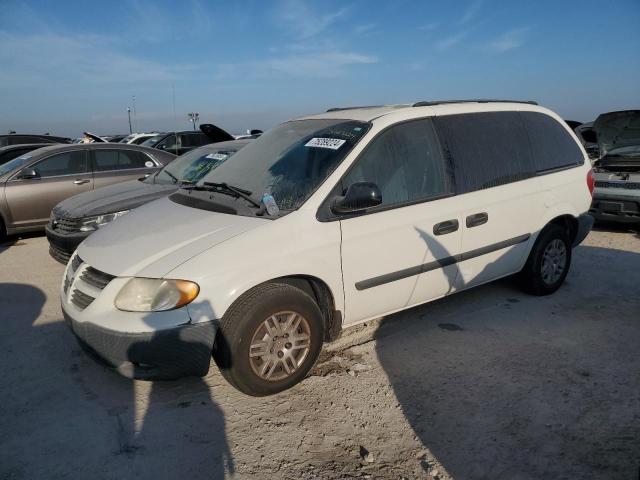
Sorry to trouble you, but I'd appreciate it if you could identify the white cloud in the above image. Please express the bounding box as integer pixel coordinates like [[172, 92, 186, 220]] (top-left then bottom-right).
[[215, 52, 377, 80], [487, 27, 530, 52], [275, 0, 350, 39], [0, 31, 195, 88], [354, 23, 376, 35], [418, 22, 439, 32], [459, 0, 483, 25], [436, 31, 469, 51]]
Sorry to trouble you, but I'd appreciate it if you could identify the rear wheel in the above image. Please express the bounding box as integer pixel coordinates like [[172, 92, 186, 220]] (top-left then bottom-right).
[[519, 224, 572, 295], [213, 282, 324, 396]]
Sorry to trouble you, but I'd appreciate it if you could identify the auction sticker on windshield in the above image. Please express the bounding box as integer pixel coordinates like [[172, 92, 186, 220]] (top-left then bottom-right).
[[304, 138, 346, 150], [206, 153, 229, 161]]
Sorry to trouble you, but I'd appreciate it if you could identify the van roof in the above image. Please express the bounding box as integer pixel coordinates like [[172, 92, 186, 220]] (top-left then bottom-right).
[[297, 99, 541, 122]]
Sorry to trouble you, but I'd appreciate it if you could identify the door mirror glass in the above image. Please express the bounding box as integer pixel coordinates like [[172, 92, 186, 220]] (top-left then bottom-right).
[[16, 167, 38, 180], [331, 182, 382, 214]]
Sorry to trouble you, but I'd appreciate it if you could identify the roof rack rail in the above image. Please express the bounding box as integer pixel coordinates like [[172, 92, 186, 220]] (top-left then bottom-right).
[[326, 105, 384, 112], [412, 99, 538, 107]]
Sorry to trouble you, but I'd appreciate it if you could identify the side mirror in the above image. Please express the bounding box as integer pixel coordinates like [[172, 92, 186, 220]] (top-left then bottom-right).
[[331, 182, 382, 214], [16, 168, 39, 180]]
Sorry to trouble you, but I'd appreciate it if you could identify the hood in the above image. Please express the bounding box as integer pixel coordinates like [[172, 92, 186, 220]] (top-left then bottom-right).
[[200, 123, 235, 143], [53, 179, 177, 218], [78, 196, 269, 278], [593, 110, 640, 156]]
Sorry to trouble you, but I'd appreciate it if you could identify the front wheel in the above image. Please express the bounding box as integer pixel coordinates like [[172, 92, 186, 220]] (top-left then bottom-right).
[[213, 282, 324, 396], [519, 224, 572, 296]]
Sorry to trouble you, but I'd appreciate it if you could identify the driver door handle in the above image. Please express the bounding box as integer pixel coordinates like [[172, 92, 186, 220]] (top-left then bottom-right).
[[433, 219, 459, 236], [73, 179, 90, 185]]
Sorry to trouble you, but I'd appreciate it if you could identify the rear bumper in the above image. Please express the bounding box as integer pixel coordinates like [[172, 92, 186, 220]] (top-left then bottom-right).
[[45, 225, 88, 264], [63, 306, 216, 380], [573, 213, 594, 247], [589, 192, 640, 223]]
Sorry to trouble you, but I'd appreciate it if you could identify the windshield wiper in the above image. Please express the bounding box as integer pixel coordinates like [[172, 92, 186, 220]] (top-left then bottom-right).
[[162, 170, 179, 184], [185, 182, 261, 209]]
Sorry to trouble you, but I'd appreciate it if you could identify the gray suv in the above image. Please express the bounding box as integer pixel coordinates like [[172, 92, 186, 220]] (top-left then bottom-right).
[[0, 143, 175, 240]]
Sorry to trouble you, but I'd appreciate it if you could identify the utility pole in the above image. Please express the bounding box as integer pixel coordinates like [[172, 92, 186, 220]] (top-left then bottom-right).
[[187, 112, 199, 131], [132, 95, 137, 132], [127, 107, 132, 134]]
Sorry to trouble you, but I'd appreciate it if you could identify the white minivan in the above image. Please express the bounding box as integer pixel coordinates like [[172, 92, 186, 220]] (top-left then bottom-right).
[[60, 100, 594, 396]]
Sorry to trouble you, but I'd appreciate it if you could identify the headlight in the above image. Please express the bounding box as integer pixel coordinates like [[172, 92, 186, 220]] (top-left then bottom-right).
[[79, 210, 129, 232], [115, 278, 199, 312]]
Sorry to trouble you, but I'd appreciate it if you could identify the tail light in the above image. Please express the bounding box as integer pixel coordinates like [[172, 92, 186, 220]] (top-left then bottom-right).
[[586, 169, 594, 196]]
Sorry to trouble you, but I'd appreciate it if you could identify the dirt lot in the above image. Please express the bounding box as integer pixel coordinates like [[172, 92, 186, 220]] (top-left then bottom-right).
[[1, 227, 639, 480]]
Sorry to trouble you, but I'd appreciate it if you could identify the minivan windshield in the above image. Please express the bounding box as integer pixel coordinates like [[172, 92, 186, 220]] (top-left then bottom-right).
[[181, 119, 369, 214], [151, 146, 239, 185]]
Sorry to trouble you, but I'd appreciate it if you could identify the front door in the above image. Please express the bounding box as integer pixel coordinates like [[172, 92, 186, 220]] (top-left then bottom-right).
[[5, 149, 92, 229], [337, 118, 462, 325]]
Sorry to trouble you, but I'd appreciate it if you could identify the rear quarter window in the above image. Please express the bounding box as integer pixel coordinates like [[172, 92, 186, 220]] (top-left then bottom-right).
[[518, 111, 584, 172]]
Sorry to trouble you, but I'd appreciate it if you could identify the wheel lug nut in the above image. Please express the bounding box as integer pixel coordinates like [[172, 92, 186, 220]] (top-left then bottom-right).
[[270, 348, 274, 353], [284, 333, 289, 338], [285, 342, 292, 349], [277, 351, 284, 358]]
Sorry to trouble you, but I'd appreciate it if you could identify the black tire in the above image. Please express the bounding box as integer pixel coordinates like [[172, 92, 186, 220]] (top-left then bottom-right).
[[519, 224, 572, 296], [213, 282, 324, 396]]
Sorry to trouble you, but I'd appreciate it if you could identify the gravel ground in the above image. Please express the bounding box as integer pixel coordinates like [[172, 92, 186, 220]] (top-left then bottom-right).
[[0, 226, 639, 480]]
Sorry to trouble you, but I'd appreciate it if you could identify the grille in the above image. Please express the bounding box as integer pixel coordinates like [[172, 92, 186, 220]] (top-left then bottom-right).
[[52, 216, 82, 234], [595, 181, 640, 190], [71, 289, 95, 310], [81, 267, 115, 289], [66, 258, 114, 311]]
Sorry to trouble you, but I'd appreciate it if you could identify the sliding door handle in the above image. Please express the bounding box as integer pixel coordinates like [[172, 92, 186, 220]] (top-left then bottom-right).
[[73, 179, 90, 185], [466, 212, 488, 228], [433, 219, 459, 236]]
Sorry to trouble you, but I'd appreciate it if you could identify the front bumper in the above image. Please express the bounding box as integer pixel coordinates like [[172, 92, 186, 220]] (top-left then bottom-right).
[[45, 224, 89, 264], [589, 192, 640, 223], [63, 306, 216, 380]]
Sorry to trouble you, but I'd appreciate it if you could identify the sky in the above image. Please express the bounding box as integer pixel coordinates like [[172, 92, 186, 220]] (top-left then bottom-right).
[[0, 0, 639, 137]]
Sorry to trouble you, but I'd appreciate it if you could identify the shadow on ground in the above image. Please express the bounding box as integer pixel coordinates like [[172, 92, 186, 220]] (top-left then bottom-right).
[[374, 245, 640, 479], [0, 281, 233, 479]]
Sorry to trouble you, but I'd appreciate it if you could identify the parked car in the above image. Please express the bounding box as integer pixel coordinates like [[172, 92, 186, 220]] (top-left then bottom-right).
[[119, 133, 158, 145], [0, 143, 175, 240], [589, 110, 640, 224], [47, 139, 251, 263], [140, 124, 234, 155], [0, 133, 71, 146], [61, 100, 593, 396], [0, 143, 55, 166], [574, 121, 599, 161]]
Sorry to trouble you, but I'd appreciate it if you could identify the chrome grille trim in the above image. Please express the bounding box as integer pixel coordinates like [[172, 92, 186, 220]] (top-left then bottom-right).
[[52, 216, 82, 234], [80, 267, 115, 290], [71, 289, 95, 311], [595, 181, 640, 190]]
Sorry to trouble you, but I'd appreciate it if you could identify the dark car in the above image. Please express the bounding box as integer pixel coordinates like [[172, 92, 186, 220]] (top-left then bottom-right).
[[0, 143, 176, 242], [46, 139, 250, 263], [589, 110, 640, 224], [0, 134, 72, 146], [0, 143, 55, 166], [140, 123, 234, 155]]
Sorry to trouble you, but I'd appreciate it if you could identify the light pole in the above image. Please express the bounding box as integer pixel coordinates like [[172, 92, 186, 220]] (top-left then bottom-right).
[[127, 107, 132, 134], [187, 112, 199, 131]]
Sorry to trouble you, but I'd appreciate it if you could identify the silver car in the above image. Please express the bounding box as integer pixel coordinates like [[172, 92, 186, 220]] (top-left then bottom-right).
[[0, 143, 175, 239]]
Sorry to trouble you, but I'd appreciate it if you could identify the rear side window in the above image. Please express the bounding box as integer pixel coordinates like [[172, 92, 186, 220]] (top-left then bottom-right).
[[344, 119, 449, 207], [519, 112, 584, 171], [34, 151, 88, 177], [433, 111, 534, 193], [94, 150, 152, 171]]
